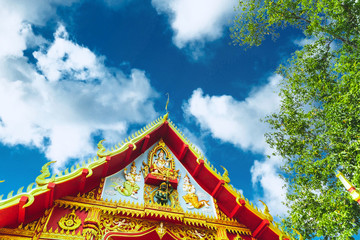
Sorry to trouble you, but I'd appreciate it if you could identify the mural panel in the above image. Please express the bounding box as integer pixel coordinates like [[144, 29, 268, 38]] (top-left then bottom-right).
[[102, 139, 217, 218], [102, 153, 146, 204]]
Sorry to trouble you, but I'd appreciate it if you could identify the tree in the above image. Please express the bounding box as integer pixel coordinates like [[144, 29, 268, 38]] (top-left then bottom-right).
[[231, 0, 360, 239]]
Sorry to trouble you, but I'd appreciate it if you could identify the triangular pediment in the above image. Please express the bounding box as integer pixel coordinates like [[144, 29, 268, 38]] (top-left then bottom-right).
[[102, 139, 218, 218], [0, 114, 292, 240]]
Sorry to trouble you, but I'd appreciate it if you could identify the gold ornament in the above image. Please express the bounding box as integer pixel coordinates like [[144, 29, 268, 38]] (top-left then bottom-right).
[[58, 210, 81, 231], [143, 139, 179, 181], [234, 234, 245, 240], [156, 222, 166, 239], [216, 227, 229, 240], [259, 200, 273, 223], [220, 166, 230, 184], [36, 161, 56, 186]]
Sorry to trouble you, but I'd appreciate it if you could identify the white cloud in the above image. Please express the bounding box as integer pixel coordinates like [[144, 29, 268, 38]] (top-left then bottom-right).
[[1, 0, 79, 26], [184, 75, 288, 216], [0, 0, 80, 59], [0, 1, 159, 170], [152, 0, 236, 56], [184, 75, 281, 153], [34, 25, 103, 82], [251, 151, 287, 216], [0, 7, 29, 58]]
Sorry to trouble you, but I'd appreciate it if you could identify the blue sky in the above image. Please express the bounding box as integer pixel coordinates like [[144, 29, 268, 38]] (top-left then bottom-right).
[[0, 0, 304, 217]]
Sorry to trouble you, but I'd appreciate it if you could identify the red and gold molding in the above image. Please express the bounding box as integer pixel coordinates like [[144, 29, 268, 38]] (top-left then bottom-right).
[[0, 193, 251, 239], [0, 113, 293, 240]]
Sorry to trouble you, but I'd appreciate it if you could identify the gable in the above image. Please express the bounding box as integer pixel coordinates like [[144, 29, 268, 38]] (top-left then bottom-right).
[[101, 139, 217, 218], [0, 113, 293, 240]]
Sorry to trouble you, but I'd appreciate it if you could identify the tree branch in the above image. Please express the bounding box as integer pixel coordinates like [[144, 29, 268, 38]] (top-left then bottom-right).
[[270, 3, 359, 50]]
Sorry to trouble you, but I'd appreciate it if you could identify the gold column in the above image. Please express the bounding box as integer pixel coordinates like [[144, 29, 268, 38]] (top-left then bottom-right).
[[83, 207, 101, 240], [216, 227, 229, 240]]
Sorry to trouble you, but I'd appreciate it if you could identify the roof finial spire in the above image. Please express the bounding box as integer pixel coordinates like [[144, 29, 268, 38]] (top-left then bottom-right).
[[165, 93, 169, 113], [163, 93, 169, 121]]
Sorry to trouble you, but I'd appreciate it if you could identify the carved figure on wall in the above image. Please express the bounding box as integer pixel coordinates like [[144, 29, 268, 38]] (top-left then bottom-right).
[[156, 222, 166, 239], [182, 174, 210, 209], [154, 181, 174, 205], [151, 149, 170, 176], [192, 229, 206, 239], [182, 174, 192, 192], [110, 162, 141, 199], [144, 184, 183, 211], [113, 219, 130, 227], [142, 139, 179, 181]]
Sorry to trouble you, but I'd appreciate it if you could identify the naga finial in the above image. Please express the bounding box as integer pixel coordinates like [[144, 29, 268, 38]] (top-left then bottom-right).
[[220, 166, 230, 183], [36, 161, 56, 186], [97, 139, 106, 157], [259, 199, 273, 222]]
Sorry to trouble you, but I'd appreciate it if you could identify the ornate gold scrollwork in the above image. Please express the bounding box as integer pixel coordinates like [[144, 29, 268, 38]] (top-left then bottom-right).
[[100, 215, 217, 240], [58, 210, 81, 231], [83, 208, 102, 240], [101, 215, 155, 234], [168, 224, 216, 240]]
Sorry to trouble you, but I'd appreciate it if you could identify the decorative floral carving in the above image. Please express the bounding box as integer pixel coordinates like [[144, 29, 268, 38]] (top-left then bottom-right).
[[100, 215, 217, 240], [167, 224, 216, 240], [58, 210, 81, 231], [101, 215, 155, 233]]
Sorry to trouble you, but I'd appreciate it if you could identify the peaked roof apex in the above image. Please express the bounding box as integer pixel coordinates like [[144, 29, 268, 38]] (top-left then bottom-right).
[[97, 112, 204, 161]]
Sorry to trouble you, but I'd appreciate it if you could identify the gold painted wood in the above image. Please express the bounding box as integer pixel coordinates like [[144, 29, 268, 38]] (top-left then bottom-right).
[[58, 210, 81, 231]]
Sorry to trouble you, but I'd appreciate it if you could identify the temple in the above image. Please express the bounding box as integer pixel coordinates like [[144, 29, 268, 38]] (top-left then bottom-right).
[[0, 113, 293, 240]]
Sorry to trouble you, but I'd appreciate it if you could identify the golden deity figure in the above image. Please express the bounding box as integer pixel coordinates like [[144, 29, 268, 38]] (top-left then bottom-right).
[[111, 162, 141, 199], [142, 139, 179, 182], [182, 174, 209, 209], [151, 150, 172, 176]]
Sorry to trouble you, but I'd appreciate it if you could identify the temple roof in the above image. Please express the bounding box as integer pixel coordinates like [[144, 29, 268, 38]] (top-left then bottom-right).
[[0, 113, 292, 240]]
